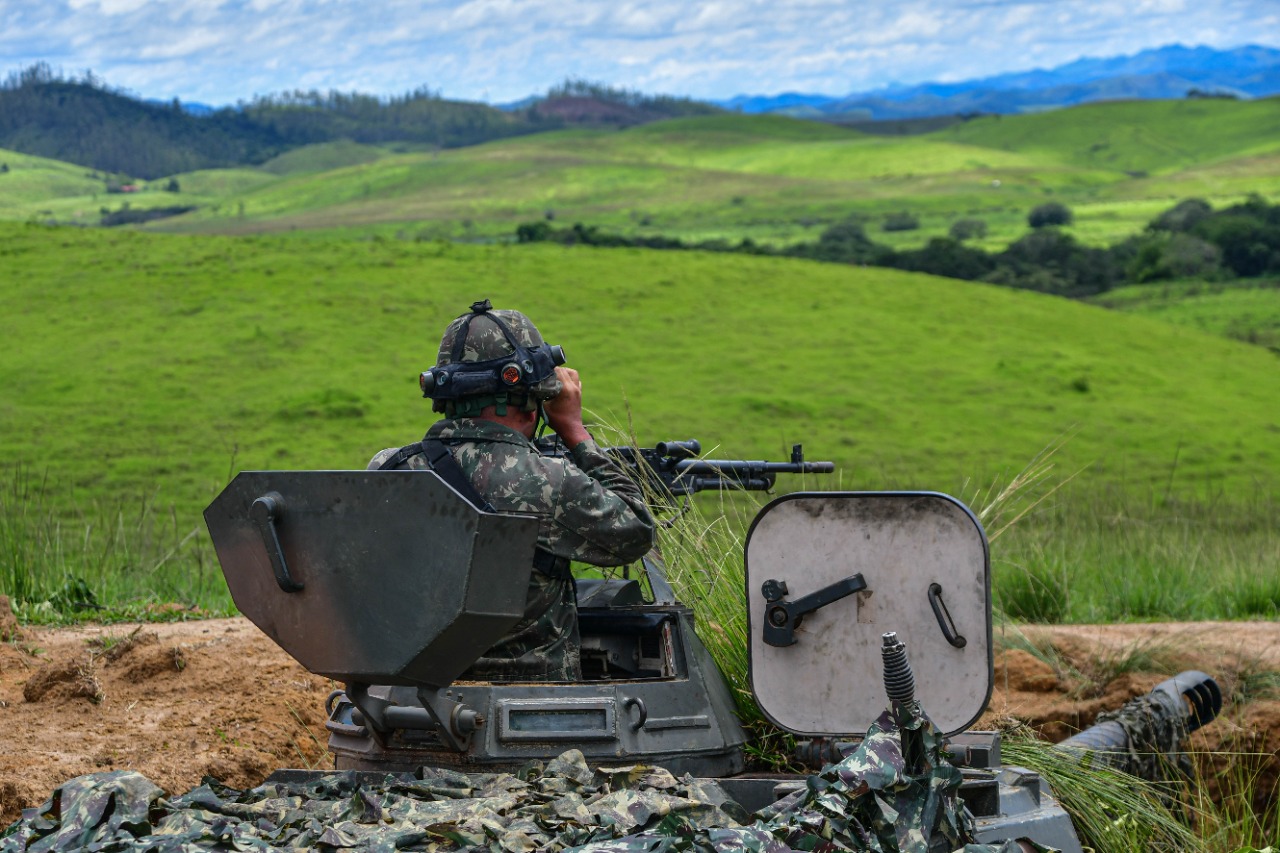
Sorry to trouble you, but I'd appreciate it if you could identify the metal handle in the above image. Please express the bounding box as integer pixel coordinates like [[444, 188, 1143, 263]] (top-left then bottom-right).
[[251, 493, 304, 592], [623, 696, 647, 731], [928, 582, 965, 648], [761, 574, 867, 647]]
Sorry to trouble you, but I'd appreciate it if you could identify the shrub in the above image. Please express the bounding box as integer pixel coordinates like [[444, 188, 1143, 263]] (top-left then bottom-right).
[[1197, 216, 1280, 277], [515, 221, 551, 243], [948, 217, 987, 241], [100, 205, 194, 227], [893, 237, 995, 280], [991, 228, 1117, 295], [1149, 198, 1211, 233], [1125, 232, 1222, 282], [802, 219, 895, 265], [881, 211, 920, 232], [1028, 202, 1073, 228]]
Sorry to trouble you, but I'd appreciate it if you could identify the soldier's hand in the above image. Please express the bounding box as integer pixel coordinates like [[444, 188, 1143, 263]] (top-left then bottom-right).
[[544, 367, 590, 447]]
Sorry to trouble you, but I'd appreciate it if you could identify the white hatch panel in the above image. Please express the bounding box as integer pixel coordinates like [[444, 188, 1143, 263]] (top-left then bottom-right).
[[746, 492, 991, 736]]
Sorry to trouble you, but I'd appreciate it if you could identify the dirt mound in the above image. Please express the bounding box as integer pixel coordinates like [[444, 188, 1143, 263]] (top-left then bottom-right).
[[0, 617, 1276, 828], [0, 618, 330, 825], [0, 595, 25, 642], [23, 655, 103, 703], [995, 649, 1061, 692]]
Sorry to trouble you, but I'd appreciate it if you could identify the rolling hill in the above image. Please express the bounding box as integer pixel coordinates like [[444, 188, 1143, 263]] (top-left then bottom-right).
[[158, 99, 1280, 253], [2, 221, 1276, 526], [4, 100, 1277, 258]]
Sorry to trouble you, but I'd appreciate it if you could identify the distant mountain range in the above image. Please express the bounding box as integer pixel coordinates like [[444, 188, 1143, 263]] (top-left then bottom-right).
[[717, 44, 1280, 120]]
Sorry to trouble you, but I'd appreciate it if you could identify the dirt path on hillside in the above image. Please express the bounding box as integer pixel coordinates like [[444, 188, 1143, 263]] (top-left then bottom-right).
[[1, 609, 1277, 826]]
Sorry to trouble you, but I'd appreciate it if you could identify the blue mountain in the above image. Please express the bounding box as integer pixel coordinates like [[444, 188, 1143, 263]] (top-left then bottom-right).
[[717, 44, 1280, 120]]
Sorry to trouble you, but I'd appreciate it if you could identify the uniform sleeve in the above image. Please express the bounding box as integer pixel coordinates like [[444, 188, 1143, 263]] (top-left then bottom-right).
[[542, 438, 656, 566]]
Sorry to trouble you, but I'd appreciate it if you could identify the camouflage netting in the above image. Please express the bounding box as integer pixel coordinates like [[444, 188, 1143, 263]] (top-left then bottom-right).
[[1089, 693, 1193, 783], [1, 707, 1049, 853]]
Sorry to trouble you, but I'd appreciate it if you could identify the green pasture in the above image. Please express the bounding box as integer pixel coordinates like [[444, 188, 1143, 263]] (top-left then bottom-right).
[[1090, 277, 1280, 350], [258, 139, 395, 175], [5, 99, 1278, 253], [0, 146, 265, 227], [940, 98, 1280, 175], [1, 222, 1278, 621], [0, 147, 104, 211], [161, 97, 1280, 248]]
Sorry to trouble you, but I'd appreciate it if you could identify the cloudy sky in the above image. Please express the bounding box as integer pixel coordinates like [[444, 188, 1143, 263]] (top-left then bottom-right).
[[1, 0, 1275, 105]]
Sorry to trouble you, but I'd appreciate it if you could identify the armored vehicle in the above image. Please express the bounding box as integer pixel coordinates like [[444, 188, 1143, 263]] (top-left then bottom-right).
[[205, 442, 1220, 852]]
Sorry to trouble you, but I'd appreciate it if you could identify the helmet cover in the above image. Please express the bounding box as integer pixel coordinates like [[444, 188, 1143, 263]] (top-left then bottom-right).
[[430, 302, 563, 415]]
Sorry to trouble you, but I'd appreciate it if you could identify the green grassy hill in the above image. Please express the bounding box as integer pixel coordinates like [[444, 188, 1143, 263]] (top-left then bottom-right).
[[1090, 277, 1280, 350], [3, 222, 1277, 620], [0, 148, 105, 211], [258, 140, 396, 175], [3, 222, 1276, 515], [5, 100, 1278, 254], [940, 98, 1280, 175], [168, 99, 1280, 249]]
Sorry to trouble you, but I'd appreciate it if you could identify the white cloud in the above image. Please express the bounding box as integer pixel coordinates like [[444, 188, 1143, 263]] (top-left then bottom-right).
[[0, 0, 1273, 103]]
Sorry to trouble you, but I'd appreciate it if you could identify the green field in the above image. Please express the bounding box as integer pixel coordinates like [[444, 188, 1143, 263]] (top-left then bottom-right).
[[4, 98, 1278, 253], [2, 98, 1279, 623], [1, 222, 1277, 621], [1090, 277, 1280, 350]]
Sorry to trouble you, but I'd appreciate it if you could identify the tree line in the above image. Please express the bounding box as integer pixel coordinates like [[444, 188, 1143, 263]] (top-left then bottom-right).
[[516, 195, 1280, 298], [0, 64, 718, 179]]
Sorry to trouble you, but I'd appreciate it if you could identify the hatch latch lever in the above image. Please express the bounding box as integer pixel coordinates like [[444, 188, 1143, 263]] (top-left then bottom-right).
[[761, 574, 866, 647]]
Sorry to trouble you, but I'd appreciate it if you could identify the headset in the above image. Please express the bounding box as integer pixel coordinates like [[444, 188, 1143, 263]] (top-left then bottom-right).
[[419, 299, 566, 403]]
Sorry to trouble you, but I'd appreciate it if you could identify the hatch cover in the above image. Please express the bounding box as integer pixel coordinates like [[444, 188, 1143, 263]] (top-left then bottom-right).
[[746, 492, 991, 737]]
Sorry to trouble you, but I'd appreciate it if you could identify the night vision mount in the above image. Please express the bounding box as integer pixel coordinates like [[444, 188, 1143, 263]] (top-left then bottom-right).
[[418, 299, 566, 401]]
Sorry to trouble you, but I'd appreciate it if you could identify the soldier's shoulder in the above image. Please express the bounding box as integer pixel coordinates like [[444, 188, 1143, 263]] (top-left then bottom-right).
[[469, 440, 574, 489], [367, 446, 431, 470], [368, 447, 398, 470]]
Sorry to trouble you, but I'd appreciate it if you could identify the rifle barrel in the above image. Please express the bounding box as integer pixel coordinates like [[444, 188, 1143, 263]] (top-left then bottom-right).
[[674, 459, 835, 475]]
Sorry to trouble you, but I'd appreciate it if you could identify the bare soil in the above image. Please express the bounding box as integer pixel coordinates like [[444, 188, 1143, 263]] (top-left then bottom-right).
[[1, 613, 1277, 826]]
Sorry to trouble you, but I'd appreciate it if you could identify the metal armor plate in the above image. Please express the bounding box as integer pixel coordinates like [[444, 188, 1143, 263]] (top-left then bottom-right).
[[205, 470, 539, 688]]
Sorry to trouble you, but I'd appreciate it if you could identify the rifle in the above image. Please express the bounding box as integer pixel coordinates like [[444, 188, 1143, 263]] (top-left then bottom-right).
[[536, 437, 834, 501]]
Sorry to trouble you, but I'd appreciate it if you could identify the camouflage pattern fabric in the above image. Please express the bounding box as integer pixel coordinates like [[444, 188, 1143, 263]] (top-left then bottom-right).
[[432, 307, 562, 416], [1085, 691, 1193, 782], [370, 418, 655, 682], [2, 717, 1055, 852], [465, 569, 581, 682]]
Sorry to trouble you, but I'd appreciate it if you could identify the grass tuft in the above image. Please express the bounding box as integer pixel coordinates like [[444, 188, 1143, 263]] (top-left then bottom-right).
[[0, 466, 233, 624], [1004, 733, 1206, 853]]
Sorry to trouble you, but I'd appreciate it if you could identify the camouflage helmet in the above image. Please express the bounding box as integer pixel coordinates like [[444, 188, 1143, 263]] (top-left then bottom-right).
[[424, 299, 564, 416]]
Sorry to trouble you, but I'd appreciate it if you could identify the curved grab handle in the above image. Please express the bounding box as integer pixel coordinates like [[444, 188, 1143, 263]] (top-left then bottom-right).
[[250, 493, 304, 592], [927, 582, 966, 648], [623, 696, 647, 732]]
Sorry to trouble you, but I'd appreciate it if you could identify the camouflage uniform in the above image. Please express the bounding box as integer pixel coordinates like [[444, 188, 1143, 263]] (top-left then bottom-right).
[[370, 419, 655, 682]]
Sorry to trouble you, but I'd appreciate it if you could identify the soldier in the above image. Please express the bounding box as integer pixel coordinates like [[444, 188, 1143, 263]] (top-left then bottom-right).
[[370, 300, 656, 681]]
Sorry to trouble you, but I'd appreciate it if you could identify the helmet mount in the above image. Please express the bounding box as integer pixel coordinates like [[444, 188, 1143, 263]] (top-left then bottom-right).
[[420, 300, 566, 415]]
